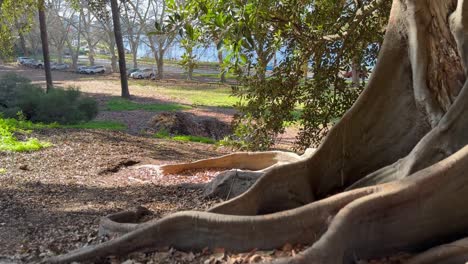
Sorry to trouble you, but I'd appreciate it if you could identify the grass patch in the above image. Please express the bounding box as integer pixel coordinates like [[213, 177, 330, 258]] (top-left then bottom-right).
[[172, 135, 216, 144], [62, 121, 126, 130], [0, 117, 52, 152], [107, 98, 191, 111], [153, 130, 216, 144], [157, 86, 239, 108], [0, 168, 7, 174]]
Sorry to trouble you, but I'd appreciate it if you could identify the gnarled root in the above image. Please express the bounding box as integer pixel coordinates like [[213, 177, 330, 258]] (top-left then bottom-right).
[[158, 149, 315, 175], [45, 187, 376, 263], [406, 238, 468, 264], [99, 206, 151, 237], [274, 146, 468, 263]]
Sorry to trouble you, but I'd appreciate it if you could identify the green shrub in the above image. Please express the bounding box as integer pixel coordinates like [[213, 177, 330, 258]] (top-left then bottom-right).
[[0, 74, 98, 124]]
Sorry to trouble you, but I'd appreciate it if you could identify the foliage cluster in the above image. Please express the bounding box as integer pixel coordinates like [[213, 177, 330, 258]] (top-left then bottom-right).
[[0, 0, 36, 59], [0, 74, 98, 124], [169, 0, 391, 150]]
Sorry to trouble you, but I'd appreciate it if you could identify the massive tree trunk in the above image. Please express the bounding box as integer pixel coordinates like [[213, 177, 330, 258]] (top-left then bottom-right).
[[47, 1, 468, 264]]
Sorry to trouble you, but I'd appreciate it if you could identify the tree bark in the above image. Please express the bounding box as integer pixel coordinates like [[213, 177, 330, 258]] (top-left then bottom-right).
[[110, 0, 130, 99], [38, 0, 53, 91]]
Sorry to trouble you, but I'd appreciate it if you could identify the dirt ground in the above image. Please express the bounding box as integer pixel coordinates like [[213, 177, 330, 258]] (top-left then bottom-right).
[[0, 64, 405, 264]]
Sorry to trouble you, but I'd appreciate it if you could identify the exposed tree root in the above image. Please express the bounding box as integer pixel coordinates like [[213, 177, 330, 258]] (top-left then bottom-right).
[[46, 187, 377, 263], [406, 238, 468, 264], [274, 146, 468, 263], [98, 206, 150, 237], [158, 149, 315, 175], [47, 0, 468, 263]]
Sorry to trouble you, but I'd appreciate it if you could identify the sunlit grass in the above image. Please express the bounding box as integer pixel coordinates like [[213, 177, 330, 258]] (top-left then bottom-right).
[[0, 118, 52, 152], [153, 130, 216, 144], [157, 86, 239, 108], [107, 98, 191, 111]]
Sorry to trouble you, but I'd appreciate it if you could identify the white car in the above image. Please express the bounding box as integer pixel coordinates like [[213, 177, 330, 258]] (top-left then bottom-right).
[[51, 63, 70, 70], [25, 60, 44, 69], [82, 65, 105, 74], [17, 57, 33, 65], [130, 68, 155, 79]]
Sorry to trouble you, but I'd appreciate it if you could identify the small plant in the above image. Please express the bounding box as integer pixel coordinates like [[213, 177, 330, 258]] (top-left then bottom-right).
[[0, 168, 6, 174], [153, 129, 171, 139]]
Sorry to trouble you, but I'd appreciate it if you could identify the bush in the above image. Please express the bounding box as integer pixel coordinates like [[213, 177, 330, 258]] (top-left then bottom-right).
[[0, 74, 98, 124]]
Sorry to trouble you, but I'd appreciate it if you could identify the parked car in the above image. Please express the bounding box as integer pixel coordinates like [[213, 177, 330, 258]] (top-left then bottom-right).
[[51, 63, 70, 70], [82, 65, 106, 74], [77, 65, 89, 73], [130, 68, 154, 79], [126, 68, 140, 77], [17, 57, 33, 65], [24, 59, 44, 69]]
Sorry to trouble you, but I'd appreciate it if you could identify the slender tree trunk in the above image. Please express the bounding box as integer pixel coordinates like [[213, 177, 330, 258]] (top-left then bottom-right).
[[37, 0, 52, 91], [188, 64, 194, 80], [87, 39, 95, 66], [156, 55, 164, 79], [17, 28, 28, 56], [351, 59, 360, 86], [217, 49, 226, 83], [110, 51, 118, 72], [71, 8, 82, 70], [257, 57, 267, 81], [57, 46, 63, 63], [110, 0, 130, 98], [132, 46, 138, 68]]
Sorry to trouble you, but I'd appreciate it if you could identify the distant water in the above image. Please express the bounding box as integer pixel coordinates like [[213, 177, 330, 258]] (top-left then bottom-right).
[[124, 40, 220, 62], [124, 39, 284, 66]]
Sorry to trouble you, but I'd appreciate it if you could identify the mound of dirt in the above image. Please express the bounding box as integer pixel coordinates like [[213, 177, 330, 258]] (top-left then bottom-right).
[[147, 112, 232, 140]]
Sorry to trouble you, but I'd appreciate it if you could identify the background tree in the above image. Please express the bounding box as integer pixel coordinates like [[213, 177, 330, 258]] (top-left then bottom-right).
[[38, 0, 53, 91], [81, 5, 100, 66], [144, 0, 177, 79], [109, 0, 129, 98], [121, 0, 150, 69], [157, 0, 204, 80]]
